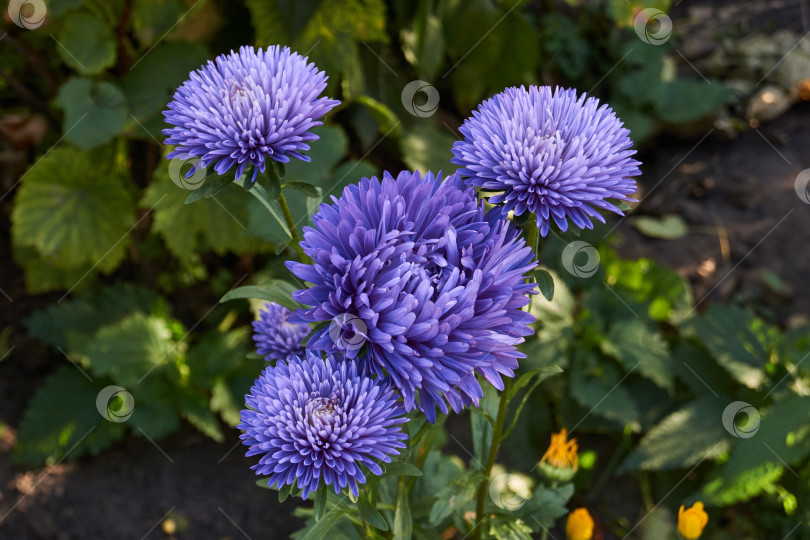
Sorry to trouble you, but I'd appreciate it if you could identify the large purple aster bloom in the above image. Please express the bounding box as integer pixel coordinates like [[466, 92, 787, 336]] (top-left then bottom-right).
[[286, 171, 537, 422], [163, 45, 340, 184], [252, 302, 309, 361], [239, 352, 408, 499], [451, 86, 641, 236]]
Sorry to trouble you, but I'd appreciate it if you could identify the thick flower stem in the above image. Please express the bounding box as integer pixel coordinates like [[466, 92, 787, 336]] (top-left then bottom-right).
[[473, 378, 512, 540], [278, 192, 308, 261]]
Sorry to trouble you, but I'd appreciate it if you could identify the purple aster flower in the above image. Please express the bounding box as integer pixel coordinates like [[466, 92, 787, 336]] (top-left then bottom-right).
[[286, 171, 537, 422], [239, 352, 408, 499], [163, 45, 340, 185], [252, 302, 309, 361], [451, 86, 641, 236]]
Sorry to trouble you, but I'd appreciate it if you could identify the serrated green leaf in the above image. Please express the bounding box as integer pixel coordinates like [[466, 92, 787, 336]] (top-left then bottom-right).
[[428, 469, 484, 524], [14, 366, 127, 465], [185, 175, 234, 204], [11, 147, 136, 272], [55, 78, 127, 149], [123, 41, 209, 137], [515, 483, 574, 529], [400, 125, 455, 175], [489, 515, 533, 540], [570, 350, 640, 426], [219, 282, 303, 309], [56, 12, 116, 74], [619, 397, 730, 471], [681, 305, 768, 388], [357, 494, 388, 531], [142, 160, 268, 260], [80, 313, 179, 387], [601, 319, 673, 391], [129, 377, 180, 439], [701, 461, 784, 506]]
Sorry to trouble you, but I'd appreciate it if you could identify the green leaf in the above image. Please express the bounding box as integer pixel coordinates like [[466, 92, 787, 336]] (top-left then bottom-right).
[[48, 0, 88, 17], [701, 461, 784, 506], [132, 0, 187, 43], [570, 350, 640, 427], [180, 388, 225, 442], [601, 319, 674, 391], [630, 214, 688, 239], [534, 268, 554, 302], [296, 505, 351, 540], [55, 78, 127, 149], [619, 397, 731, 471], [282, 182, 321, 198], [185, 176, 234, 204], [11, 147, 136, 272], [401, 0, 446, 80], [400, 125, 455, 175], [529, 270, 575, 328], [123, 41, 209, 137], [515, 483, 574, 530], [314, 486, 328, 521], [246, 0, 289, 47], [142, 160, 268, 260], [657, 80, 726, 124], [357, 493, 388, 531], [393, 480, 412, 540], [384, 461, 423, 477], [56, 12, 116, 74], [14, 366, 126, 465], [354, 95, 401, 135], [472, 384, 500, 467], [681, 305, 768, 388], [24, 283, 167, 349], [721, 394, 810, 478], [489, 515, 533, 540], [219, 282, 303, 309], [428, 470, 484, 524], [129, 377, 180, 439], [80, 314, 180, 387]]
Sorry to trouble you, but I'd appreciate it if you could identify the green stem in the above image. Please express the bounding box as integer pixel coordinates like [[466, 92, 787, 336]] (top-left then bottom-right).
[[278, 191, 308, 261], [524, 213, 540, 259], [472, 378, 512, 540]]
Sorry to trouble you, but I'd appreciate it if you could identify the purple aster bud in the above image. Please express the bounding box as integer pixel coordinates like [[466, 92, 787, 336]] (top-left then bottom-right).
[[451, 85, 641, 236], [252, 302, 309, 361], [163, 45, 340, 185], [286, 171, 538, 422], [239, 352, 408, 499]]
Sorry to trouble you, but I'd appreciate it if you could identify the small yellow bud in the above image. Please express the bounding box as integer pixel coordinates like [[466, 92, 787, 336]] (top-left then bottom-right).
[[162, 517, 177, 535], [565, 507, 594, 540], [678, 502, 708, 539]]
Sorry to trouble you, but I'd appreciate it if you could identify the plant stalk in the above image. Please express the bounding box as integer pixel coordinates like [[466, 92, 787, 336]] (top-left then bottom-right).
[[277, 192, 308, 261], [472, 378, 512, 540]]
